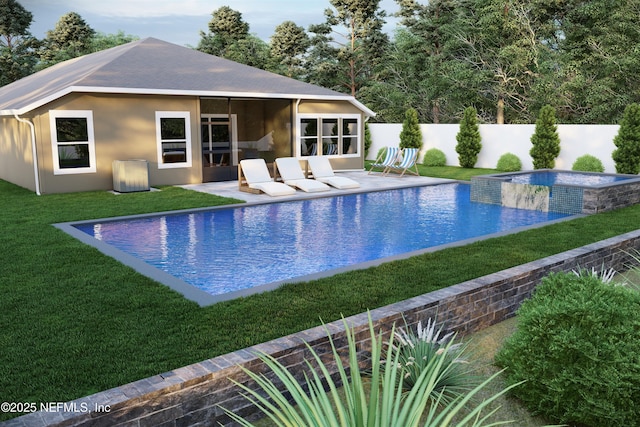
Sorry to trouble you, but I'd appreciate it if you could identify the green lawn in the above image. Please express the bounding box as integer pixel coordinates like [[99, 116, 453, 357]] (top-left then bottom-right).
[[2, 170, 640, 421]]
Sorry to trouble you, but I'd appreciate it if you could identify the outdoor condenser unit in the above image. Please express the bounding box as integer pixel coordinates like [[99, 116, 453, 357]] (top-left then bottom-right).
[[112, 160, 150, 192]]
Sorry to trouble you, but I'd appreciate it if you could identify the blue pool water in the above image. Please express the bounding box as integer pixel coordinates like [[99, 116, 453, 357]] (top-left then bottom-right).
[[74, 183, 571, 299], [508, 171, 630, 187]]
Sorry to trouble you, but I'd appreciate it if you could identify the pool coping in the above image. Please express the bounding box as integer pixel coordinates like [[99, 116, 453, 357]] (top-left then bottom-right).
[[54, 181, 582, 306], [472, 168, 640, 189]]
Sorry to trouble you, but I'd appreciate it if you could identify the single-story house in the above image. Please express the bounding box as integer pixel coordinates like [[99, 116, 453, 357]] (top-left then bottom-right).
[[0, 37, 375, 194]]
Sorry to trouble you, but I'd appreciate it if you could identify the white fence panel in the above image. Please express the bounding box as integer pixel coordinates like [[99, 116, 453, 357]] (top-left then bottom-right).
[[369, 123, 621, 173]]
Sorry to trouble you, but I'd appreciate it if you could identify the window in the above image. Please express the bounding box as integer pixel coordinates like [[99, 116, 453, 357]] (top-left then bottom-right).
[[156, 111, 192, 168], [50, 110, 96, 174], [300, 118, 318, 156], [298, 115, 360, 157]]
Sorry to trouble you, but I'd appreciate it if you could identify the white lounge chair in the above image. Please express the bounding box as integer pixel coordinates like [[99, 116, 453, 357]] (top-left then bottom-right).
[[275, 157, 331, 192], [368, 147, 400, 175], [238, 159, 296, 196], [385, 147, 420, 177], [307, 156, 360, 189]]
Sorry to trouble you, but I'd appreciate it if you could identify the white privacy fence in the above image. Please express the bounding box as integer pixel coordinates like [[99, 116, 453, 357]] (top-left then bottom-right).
[[368, 123, 621, 173]]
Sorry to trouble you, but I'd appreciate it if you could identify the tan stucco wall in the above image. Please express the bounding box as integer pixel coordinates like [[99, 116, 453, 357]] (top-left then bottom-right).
[[298, 100, 366, 171], [2, 95, 368, 194], [0, 116, 37, 192], [31, 93, 202, 194]]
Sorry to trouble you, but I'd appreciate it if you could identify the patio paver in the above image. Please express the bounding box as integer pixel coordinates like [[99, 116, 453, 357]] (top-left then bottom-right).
[[180, 170, 455, 203]]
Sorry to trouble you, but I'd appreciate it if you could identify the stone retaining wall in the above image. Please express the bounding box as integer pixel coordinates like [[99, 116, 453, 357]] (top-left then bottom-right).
[[5, 230, 640, 427], [583, 181, 640, 214]]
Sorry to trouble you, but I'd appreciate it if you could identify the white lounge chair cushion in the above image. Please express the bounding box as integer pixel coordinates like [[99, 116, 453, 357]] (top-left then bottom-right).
[[316, 175, 360, 189], [249, 181, 296, 196], [241, 159, 273, 182], [276, 157, 330, 192], [307, 157, 360, 189], [282, 178, 331, 193], [240, 159, 296, 196]]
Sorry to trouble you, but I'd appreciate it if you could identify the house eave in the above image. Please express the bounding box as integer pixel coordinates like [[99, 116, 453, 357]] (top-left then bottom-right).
[[1, 86, 376, 118]]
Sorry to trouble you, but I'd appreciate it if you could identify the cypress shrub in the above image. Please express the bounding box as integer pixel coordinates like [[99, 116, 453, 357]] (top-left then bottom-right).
[[422, 148, 446, 166], [364, 122, 372, 158], [530, 105, 560, 169], [495, 272, 640, 426], [455, 106, 482, 168], [496, 153, 522, 172], [612, 103, 640, 174], [572, 154, 604, 172], [399, 108, 423, 150]]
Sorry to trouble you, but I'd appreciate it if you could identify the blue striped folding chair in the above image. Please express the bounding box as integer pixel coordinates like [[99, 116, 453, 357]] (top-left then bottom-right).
[[384, 148, 420, 177], [368, 147, 400, 175]]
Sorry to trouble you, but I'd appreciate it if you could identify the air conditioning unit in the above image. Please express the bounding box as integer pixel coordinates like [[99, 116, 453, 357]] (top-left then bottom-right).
[[112, 160, 150, 192]]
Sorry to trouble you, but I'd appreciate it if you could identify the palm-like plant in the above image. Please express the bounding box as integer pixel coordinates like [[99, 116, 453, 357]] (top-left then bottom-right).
[[221, 312, 521, 426]]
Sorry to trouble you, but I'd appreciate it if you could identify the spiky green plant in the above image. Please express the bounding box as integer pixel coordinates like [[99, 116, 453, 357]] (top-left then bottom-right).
[[221, 312, 521, 426], [390, 318, 479, 404], [620, 249, 640, 291]]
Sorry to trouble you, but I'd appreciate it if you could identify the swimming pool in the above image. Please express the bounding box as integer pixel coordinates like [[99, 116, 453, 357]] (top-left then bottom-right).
[[59, 183, 573, 305], [508, 171, 631, 186]]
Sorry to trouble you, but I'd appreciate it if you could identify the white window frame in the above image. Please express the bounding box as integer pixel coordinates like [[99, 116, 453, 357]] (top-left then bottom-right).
[[296, 114, 361, 158], [49, 110, 96, 175], [156, 111, 192, 169]]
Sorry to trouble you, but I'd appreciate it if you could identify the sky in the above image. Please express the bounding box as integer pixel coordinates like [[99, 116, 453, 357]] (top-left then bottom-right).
[[20, 0, 401, 47]]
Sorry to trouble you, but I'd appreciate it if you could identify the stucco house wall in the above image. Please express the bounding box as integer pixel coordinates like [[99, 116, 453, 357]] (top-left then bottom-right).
[[29, 93, 203, 194], [299, 100, 366, 171], [0, 116, 35, 191], [0, 38, 374, 194]]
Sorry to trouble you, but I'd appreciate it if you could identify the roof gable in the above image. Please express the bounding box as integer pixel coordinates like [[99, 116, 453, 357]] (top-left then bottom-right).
[[0, 38, 374, 116]]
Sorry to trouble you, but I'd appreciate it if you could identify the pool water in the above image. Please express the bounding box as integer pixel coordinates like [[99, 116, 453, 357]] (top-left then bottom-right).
[[74, 183, 570, 299], [508, 171, 629, 187]]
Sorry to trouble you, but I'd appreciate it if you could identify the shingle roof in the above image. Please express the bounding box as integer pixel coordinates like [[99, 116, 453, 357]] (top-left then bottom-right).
[[0, 37, 374, 116]]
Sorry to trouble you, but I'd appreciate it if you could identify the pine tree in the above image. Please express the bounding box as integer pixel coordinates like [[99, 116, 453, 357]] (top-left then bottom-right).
[[455, 106, 482, 168], [612, 103, 640, 174], [399, 108, 423, 150], [0, 0, 38, 85], [529, 105, 560, 169]]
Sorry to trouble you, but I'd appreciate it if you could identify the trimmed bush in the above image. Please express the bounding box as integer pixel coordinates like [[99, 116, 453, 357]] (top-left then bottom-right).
[[495, 272, 640, 426], [364, 122, 372, 158], [612, 103, 640, 174], [496, 153, 521, 172], [399, 108, 423, 150], [455, 106, 482, 168], [572, 154, 604, 172], [530, 105, 560, 169], [422, 148, 446, 166]]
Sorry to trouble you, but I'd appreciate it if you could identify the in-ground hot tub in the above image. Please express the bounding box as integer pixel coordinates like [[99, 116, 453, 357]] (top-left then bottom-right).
[[471, 169, 640, 214]]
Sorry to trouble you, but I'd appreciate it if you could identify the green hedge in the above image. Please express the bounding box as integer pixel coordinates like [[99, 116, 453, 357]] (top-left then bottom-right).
[[496, 153, 521, 172], [422, 148, 446, 166], [572, 154, 604, 172], [495, 272, 640, 426]]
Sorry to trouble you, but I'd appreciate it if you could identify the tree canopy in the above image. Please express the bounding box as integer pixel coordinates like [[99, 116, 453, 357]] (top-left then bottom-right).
[[3, 0, 640, 125]]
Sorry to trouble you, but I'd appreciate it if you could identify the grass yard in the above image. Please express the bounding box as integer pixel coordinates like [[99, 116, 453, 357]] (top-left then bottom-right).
[[2, 167, 640, 421]]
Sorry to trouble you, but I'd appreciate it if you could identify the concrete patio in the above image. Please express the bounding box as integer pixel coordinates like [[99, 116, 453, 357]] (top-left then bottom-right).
[[181, 170, 455, 204]]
